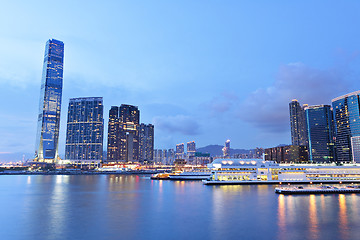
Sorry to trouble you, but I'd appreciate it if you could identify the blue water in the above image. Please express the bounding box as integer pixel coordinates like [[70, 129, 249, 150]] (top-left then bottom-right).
[[1, 175, 360, 240]]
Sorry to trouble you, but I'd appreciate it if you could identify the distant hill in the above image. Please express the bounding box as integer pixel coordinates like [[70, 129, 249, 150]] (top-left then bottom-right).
[[196, 145, 223, 156], [197, 145, 255, 157]]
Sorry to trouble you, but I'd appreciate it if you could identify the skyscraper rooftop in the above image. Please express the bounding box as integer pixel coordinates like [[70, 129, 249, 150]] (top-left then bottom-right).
[[332, 90, 360, 102]]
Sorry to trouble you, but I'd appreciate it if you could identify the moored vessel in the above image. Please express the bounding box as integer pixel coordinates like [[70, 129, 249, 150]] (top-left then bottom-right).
[[203, 158, 360, 185], [168, 170, 211, 180], [150, 173, 170, 180], [275, 185, 360, 194]]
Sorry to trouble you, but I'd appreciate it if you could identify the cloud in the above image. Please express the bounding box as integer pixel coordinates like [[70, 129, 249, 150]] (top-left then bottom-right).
[[0, 67, 34, 88], [203, 91, 239, 117], [153, 115, 200, 135], [239, 63, 350, 132], [0, 113, 36, 153]]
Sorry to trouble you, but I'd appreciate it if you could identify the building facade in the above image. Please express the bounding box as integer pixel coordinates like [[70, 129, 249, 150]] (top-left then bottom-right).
[[187, 141, 196, 157], [107, 104, 140, 162], [186, 141, 196, 164], [332, 91, 360, 163], [289, 100, 308, 146], [35, 39, 64, 163], [65, 97, 103, 163], [222, 140, 230, 157], [265, 145, 309, 163], [139, 123, 154, 162], [193, 152, 212, 165], [107, 106, 120, 161], [154, 149, 163, 164], [167, 149, 175, 165], [305, 105, 335, 163], [176, 143, 185, 159], [351, 136, 360, 163]]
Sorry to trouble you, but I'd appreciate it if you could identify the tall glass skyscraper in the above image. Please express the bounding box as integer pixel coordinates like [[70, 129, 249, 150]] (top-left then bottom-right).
[[289, 100, 308, 146], [65, 97, 104, 162], [35, 39, 64, 163], [332, 90, 360, 163], [305, 105, 335, 163], [107, 104, 140, 162]]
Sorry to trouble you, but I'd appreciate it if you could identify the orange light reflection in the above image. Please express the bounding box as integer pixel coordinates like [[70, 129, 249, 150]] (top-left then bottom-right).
[[339, 194, 349, 240], [308, 195, 319, 240], [277, 194, 286, 240]]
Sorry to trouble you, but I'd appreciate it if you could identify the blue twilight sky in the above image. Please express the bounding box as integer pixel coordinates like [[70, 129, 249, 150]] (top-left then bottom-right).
[[1, 0, 360, 160]]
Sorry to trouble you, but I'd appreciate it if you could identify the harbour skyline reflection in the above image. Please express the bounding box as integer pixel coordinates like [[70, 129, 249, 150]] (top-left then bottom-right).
[[1, 176, 360, 240]]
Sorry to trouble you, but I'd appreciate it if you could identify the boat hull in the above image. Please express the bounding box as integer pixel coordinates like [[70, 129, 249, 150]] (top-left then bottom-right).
[[202, 179, 360, 185], [275, 187, 360, 194], [169, 174, 211, 180]]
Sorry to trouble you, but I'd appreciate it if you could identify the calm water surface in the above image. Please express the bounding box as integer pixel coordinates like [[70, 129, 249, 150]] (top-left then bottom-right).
[[1, 175, 360, 240]]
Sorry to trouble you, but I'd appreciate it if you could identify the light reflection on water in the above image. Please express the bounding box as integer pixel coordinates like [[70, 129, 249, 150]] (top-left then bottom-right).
[[1, 176, 360, 240], [339, 194, 349, 240], [277, 194, 286, 239], [308, 194, 319, 240]]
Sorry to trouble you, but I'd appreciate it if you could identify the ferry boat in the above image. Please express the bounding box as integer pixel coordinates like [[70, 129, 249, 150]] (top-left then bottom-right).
[[96, 166, 131, 173], [150, 173, 171, 180], [168, 169, 211, 180], [202, 158, 360, 185]]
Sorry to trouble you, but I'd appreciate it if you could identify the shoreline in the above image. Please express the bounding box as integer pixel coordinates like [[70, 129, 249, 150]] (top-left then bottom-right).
[[0, 170, 163, 176]]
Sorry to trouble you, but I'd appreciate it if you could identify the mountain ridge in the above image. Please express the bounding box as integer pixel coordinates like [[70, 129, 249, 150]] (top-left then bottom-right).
[[197, 145, 257, 157]]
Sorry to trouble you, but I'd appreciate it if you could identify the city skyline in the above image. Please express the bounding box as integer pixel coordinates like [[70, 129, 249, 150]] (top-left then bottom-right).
[[2, 2, 360, 240], [1, 1, 360, 161]]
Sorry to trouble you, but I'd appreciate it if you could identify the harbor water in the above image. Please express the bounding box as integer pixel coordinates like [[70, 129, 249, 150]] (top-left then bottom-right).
[[1, 175, 360, 240]]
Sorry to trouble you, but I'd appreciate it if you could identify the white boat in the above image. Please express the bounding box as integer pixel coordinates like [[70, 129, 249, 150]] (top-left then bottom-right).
[[96, 166, 130, 173], [169, 170, 211, 180], [203, 158, 360, 185]]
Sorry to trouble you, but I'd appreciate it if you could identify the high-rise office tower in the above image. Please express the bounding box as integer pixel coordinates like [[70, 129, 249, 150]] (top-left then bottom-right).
[[187, 141, 196, 157], [176, 143, 185, 159], [332, 91, 360, 163], [139, 123, 154, 162], [305, 105, 335, 163], [35, 39, 64, 163], [65, 97, 104, 162], [222, 139, 230, 157], [289, 100, 308, 146], [107, 104, 140, 162]]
